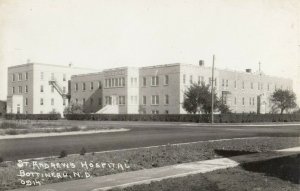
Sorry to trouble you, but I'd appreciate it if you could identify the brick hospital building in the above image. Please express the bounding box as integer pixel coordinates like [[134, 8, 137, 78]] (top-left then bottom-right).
[[7, 62, 293, 115]]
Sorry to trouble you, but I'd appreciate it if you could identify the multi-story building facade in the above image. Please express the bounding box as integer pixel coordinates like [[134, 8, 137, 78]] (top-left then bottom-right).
[[70, 63, 293, 114], [6, 63, 94, 114]]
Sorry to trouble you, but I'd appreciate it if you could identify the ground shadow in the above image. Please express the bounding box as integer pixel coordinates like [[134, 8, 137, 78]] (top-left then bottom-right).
[[214, 149, 257, 157], [241, 154, 300, 184]]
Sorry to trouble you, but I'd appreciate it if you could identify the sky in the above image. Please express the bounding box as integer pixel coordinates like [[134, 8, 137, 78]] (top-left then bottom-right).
[[0, 0, 299, 101]]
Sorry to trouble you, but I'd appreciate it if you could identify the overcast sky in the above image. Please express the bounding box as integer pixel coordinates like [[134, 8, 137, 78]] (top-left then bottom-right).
[[0, 0, 299, 101]]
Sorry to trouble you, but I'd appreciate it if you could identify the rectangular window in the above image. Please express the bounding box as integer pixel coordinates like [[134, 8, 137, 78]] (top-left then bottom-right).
[[112, 78, 115, 87], [12, 74, 16, 82], [25, 98, 28, 106], [151, 95, 159, 105], [63, 74, 66, 81], [142, 96, 146, 105], [234, 97, 237, 105], [90, 82, 94, 90], [189, 75, 193, 84], [130, 96, 137, 104], [165, 110, 169, 114], [164, 75, 169, 85], [51, 98, 54, 106], [83, 83, 86, 91], [152, 110, 159, 114], [222, 79, 224, 87], [242, 97, 245, 105], [25, 72, 29, 80], [251, 82, 253, 89], [108, 79, 112, 87], [143, 77, 146, 86], [63, 99, 66, 106], [19, 86, 22, 93], [198, 76, 201, 84], [105, 96, 111, 105], [12, 87, 15, 94], [122, 77, 125, 86], [25, 85, 28, 93], [40, 98, 44, 105], [105, 79, 108, 88], [41, 72, 44, 80], [40, 85, 44, 93], [183, 74, 186, 84], [253, 97, 255, 105], [226, 80, 228, 87], [151, 76, 159, 86], [165, 95, 169, 105], [76, 99, 78, 104], [119, 96, 125, 105], [249, 98, 251, 105], [98, 81, 102, 89], [18, 73, 22, 81], [75, 83, 78, 91]]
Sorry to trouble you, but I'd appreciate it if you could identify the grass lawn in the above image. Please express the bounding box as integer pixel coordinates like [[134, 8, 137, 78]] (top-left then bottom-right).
[[0, 137, 299, 190], [110, 155, 300, 191], [0, 120, 119, 136]]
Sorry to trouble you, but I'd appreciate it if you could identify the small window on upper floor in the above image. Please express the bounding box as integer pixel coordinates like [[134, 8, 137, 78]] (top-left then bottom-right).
[[183, 74, 186, 84], [18, 73, 22, 81], [12, 74, 16, 82], [164, 75, 169, 85], [25, 72, 29, 80], [151, 76, 159, 86], [63, 74, 66, 81], [90, 82, 94, 90], [143, 77, 146, 87]]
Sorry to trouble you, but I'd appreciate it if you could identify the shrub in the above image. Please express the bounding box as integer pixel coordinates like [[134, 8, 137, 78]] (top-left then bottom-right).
[[80, 147, 86, 155], [5, 129, 18, 135], [65, 113, 300, 123], [59, 150, 67, 158], [4, 114, 61, 120]]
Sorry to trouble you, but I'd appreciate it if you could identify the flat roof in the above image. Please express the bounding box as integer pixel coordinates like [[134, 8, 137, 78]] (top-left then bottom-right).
[[8, 62, 96, 71]]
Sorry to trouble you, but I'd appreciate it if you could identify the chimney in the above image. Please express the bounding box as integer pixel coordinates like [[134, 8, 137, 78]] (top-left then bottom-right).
[[199, 60, 204, 67], [246, 69, 252, 73]]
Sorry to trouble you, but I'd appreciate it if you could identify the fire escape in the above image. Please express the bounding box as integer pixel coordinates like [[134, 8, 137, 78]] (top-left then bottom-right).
[[49, 79, 71, 101]]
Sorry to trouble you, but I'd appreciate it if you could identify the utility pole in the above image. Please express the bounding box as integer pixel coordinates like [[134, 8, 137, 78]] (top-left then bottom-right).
[[211, 55, 215, 124]]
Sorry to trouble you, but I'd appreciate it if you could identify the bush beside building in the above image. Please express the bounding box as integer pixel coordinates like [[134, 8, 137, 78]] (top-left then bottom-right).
[[65, 113, 300, 123]]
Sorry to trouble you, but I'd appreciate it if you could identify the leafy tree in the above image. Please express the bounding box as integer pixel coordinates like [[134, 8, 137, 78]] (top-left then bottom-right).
[[270, 89, 297, 114], [183, 83, 225, 114], [63, 102, 84, 114], [218, 102, 231, 114]]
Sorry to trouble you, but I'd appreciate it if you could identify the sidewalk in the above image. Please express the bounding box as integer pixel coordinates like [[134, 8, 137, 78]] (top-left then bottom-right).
[[10, 147, 300, 191]]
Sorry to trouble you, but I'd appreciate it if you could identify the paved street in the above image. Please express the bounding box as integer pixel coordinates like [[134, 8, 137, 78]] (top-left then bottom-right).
[[1, 121, 300, 161]]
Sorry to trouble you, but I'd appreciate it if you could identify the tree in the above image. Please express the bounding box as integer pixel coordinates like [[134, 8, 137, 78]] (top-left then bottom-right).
[[218, 102, 231, 114], [183, 83, 226, 114], [270, 89, 297, 114], [63, 102, 84, 114]]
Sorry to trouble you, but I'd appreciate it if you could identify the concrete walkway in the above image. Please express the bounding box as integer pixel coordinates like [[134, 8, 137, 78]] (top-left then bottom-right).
[[10, 147, 300, 191]]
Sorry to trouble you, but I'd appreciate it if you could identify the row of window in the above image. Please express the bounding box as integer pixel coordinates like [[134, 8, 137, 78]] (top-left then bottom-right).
[[222, 79, 285, 91], [75, 98, 102, 106], [233, 97, 256, 106], [75, 81, 102, 91], [105, 78, 126, 88], [40, 72, 67, 81], [12, 72, 29, 82], [40, 98, 66, 106]]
